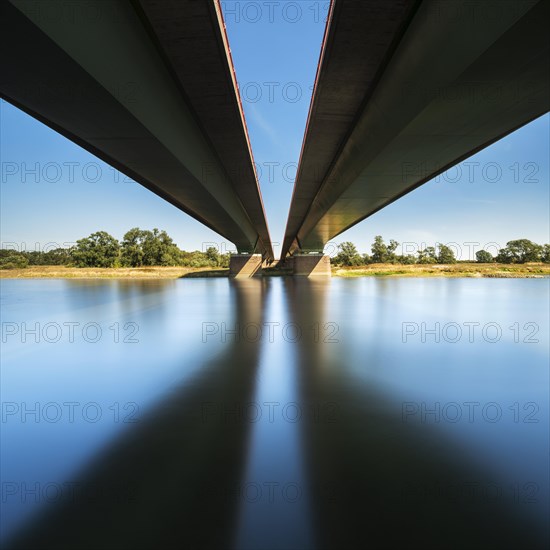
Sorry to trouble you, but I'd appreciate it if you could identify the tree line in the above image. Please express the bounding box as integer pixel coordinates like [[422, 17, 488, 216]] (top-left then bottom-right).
[[0, 228, 230, 269], [332, 236, 550, 266], [1, 232, 549, 269]]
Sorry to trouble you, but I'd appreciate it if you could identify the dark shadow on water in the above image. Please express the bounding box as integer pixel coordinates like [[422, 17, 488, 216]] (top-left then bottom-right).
[[262, 266, 293, 277], [6, 280, 267, 550], [284, 278, 548, 550], [180, 269, 229, 278]]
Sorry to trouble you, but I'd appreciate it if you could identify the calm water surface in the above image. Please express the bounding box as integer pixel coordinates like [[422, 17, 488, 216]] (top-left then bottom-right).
[[1, 277, 548, 549]]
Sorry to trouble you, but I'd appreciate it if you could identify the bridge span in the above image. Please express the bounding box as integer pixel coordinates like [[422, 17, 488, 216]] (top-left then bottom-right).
[[282, 0, 550, 260], [1, 0, 273, 260]]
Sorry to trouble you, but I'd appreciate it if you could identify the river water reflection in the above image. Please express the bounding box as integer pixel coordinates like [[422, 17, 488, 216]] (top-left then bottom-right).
[[1, 277, 548, 548]]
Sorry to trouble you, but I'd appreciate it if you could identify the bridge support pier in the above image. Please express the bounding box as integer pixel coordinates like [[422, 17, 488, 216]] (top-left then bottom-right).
[[292, 254, 331, 277], [229, 254, 263, 278]]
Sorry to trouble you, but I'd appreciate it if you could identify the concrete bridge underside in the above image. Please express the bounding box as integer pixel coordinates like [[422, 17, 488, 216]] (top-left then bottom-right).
[[1, 0, 273, 259], [282, 0, 550, 258]]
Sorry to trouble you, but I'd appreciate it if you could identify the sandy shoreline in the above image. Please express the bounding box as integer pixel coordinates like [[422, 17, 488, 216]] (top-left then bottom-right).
[[1, 263, 549, 279]]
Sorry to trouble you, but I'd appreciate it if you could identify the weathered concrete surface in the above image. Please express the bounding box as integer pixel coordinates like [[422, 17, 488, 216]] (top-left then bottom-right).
[[229, 254, 263, 278], [293, 255, 331, 277]]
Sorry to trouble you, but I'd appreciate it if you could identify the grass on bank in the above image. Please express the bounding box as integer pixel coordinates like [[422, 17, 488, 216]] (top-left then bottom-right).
[[333, 262, 550, 278], [1, 263, 549, 279], [0, 266, 227, 279]]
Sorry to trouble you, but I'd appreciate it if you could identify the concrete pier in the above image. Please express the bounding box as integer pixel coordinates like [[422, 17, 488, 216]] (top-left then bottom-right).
[[292, 254, 331, 277], [229, 254, 263, 277]]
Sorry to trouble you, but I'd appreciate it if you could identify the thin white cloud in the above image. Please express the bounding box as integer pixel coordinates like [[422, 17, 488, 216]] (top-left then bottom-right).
[[245, 103, 281, 147]]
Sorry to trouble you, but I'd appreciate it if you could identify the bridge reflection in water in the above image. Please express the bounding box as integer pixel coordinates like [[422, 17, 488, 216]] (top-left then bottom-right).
[[5, 278, 548, 550]]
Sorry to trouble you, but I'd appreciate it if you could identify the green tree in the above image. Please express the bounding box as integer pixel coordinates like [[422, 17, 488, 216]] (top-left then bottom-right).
[[541, 244, 550, 263], [121, 227, 146, 267], [437, 244, 456, 264], [334, 242, 362, 266], [496, 239, 542, 263], [43, 248, 73, 265], [476, 250, 494, 263], [387, 239, 399, 263], [495, 248, 512, 263], [370, 236, 400, 263], [141, 229, 182, 266], [371, 235, 386, 263], [218, 253, 231, 268], [205, 246, 220, 266], [141, 229, 161, 265], [180, 250, 210, 267], [72, 231, 120, 267], [417, 246, 437, 264], [0, 250, 29, 269], [371, 236, 387, 263], [397, 254, 416, 265]]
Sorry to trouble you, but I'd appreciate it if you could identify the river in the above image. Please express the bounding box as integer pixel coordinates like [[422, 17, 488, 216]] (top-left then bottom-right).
[[1, 277, 548, 549]]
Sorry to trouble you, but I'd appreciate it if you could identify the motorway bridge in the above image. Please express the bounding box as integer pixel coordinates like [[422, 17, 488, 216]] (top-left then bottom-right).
[[2, 0, 549, 275], [1, 0, 273, 261], [282, 0, 550, 262]]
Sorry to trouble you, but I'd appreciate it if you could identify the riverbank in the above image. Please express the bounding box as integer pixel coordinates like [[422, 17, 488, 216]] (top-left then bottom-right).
[[333, 262, 550, 278], [1, 263, 549, 279], [0, 266, 223, 279]]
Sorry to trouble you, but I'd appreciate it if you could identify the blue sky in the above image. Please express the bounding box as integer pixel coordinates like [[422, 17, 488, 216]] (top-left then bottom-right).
[[1, 1, 548, 259]]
